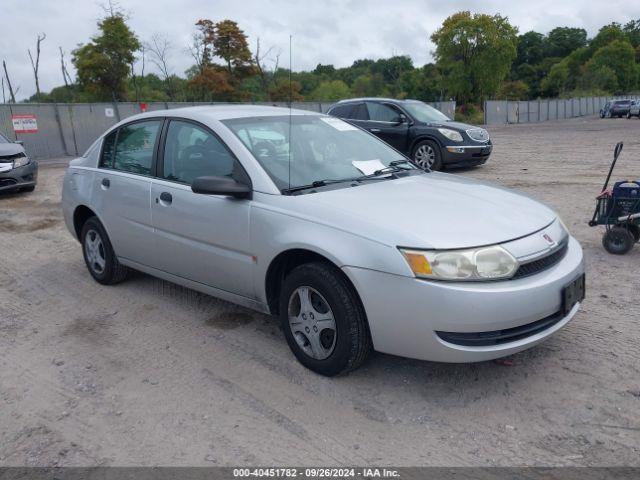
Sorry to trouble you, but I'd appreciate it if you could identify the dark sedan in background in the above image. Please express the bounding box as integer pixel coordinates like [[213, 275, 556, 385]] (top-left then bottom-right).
[[328, 98, 491, 171], [600, 100, 632, 118], [0, 132, 37, 193]]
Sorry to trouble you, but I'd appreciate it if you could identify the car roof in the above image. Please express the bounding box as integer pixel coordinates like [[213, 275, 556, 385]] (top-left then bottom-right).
[[115, 105, 323, 124], [335, 97, 423, 105]]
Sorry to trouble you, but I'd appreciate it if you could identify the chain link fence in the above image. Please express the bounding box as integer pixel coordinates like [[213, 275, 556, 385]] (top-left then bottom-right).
[[484, 96, 640, 125], [0, 100, 455, 160]]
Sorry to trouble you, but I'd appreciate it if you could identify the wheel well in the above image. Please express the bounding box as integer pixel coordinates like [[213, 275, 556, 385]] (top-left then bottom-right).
[[265, 249, 358, 316], [410, 136, 442, 156], [73, 205, 96, 241]]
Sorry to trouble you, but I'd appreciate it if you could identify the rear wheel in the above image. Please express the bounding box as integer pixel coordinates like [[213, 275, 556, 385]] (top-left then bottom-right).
[[412, 140, 442, 171], [602, 227, 635, 255], [279, 262, 371, 376], [80, 217, 129, 284]]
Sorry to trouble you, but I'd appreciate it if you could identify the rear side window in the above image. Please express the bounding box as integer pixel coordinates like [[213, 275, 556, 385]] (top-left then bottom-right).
[[113, 120, 161, 175], [99, 131, 117, 168], [367, 102, 401, 122], [329, 104, 352, 118], [350, 103, 369, 120]]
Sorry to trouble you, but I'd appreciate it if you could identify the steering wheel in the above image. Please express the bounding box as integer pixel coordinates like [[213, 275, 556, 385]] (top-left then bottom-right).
[[252, 141, 277, 159]]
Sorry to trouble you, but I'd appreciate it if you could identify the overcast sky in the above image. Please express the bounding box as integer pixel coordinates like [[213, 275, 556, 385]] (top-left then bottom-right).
[[2, 0, 640, 101]]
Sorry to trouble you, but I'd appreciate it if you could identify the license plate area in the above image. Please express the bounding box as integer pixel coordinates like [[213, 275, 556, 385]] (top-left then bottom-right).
[[562, 273, 585, 315]]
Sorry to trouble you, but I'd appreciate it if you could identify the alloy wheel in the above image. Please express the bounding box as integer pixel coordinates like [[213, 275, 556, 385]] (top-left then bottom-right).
[[414, 144, 436, 170], [288, 286, 337, 360], [84, 229, 106, 274]]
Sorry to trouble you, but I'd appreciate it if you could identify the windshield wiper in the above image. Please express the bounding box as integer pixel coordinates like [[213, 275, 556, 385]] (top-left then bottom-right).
[[281, 159, 418, 195]]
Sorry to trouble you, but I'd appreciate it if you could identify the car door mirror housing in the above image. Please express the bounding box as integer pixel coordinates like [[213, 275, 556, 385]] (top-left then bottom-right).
[[396, 114, 408, 124], [191, 176, 251, 199]]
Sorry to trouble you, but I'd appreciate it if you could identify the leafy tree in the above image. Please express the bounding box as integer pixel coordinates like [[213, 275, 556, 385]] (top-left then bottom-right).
[[431, 11, 518, 103], [497, 80, 529, 100], [268, 78, 303, 101], [72, 13, 140, 101], [352, 73, 386, 97], [587, 39, 637, 92], [590, 23, 626, 52], [515, 31, 546, 66], [213, 20, 254, 77], [623, 19, 640, 47], [540, 61, 569, 96], [545, 27, 587, 58], [308, 80, 351, 101]]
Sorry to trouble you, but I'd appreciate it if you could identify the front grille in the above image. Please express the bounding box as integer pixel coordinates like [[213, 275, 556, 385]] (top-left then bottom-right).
[[436, 310, 564, 346], [512, 241, 568, 279], [0, 178, 18, 187], [466, 128, 489, 143]]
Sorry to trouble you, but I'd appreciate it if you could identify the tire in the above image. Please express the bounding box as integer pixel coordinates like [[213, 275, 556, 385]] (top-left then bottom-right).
[[627, 113, 631, 119], [279, 262, 371, 376], [412, 140, 443, 171], [602, 227, 635, 255], [80, 216, 129, 284]]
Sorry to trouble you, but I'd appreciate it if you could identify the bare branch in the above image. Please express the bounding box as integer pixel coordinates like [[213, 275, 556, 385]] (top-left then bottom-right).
[[146, 33, 175, 100], [2, 60, 16, 103], [59, 46, 73, 87], [28, 33, 46, 101]]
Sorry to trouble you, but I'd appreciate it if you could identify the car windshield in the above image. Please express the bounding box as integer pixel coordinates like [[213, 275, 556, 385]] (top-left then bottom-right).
[[402, 101, 450, 123], [223, 115, 415, 191]]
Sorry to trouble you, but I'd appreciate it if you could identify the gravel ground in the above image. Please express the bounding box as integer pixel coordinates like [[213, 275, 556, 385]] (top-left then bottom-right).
[[0, 115, 639, 467]]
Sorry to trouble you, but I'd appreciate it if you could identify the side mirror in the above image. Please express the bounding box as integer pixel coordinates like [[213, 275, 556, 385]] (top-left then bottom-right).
[[191, 176, 251, 199], [14, 140, 24, 146], [396, 113, 408, 124]]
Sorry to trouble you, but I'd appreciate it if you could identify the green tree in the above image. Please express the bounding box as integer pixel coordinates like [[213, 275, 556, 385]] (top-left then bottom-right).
[[623, 19, 640, 47], [588, 39, 637, 92], [497, 80, 529, 100], [540, 61, 569, 96], [590, 23, 626, 52], [545, 27, 587, 57], [308, 80, 351, 101], [72, 13, 140, 101], [515, 31, 546, 66], [431, 11, 518, 103], [213, 20, 254, 77]]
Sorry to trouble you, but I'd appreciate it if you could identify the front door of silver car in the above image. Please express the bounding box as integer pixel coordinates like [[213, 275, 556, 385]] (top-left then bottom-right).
[[149, 119, 254, 297]]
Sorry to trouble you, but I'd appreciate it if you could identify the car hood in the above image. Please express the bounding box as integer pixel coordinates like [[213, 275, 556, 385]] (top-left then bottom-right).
[[0, 143, 25, 158], [290, 173, 556, 249]]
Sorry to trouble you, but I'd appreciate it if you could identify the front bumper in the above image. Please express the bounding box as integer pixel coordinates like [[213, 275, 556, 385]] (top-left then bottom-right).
[[343, 235, 584, 363], [0, 161, 38, 192], [441, 144, 492, 168]]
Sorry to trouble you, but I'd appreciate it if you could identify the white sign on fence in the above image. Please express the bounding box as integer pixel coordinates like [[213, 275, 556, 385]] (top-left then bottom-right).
[[11, 114, 38, 133], [105, 107, 114, 118]]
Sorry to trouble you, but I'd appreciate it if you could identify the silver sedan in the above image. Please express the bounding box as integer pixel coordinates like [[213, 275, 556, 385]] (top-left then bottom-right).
[[62, 106, 585, 376]]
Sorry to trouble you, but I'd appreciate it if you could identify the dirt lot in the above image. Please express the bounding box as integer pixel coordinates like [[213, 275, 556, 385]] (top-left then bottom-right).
[[0, 116, 639, 467]]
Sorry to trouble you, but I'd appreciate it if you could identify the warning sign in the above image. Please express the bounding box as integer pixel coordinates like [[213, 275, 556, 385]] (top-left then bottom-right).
[[12, 114, 38, 134]]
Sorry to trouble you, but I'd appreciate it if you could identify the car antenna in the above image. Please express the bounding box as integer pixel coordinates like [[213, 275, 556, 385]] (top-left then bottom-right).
[[288, 34, 293, 192]]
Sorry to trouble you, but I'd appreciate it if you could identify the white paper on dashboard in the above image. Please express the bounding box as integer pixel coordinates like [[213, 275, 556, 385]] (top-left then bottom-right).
[[352, 159, 387, 175], [320, 117, 358, 131]]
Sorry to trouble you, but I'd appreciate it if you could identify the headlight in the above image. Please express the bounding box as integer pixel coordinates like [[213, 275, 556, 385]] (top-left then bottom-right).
[[13, 154, 30, 168], [437, 128, 463, 142], [400, 245, 519, 281]]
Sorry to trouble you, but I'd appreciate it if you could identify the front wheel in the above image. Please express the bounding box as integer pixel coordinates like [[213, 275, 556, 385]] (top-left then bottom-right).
[[81, 217, 129, 284], [279, 262, 371, 376], [412, 140, 442, 171], [602, 227, 635, 255], [627, 112, 632, 119]]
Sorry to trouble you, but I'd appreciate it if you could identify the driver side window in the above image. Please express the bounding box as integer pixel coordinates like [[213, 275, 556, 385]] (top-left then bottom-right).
[[162, 120, 239, 185]]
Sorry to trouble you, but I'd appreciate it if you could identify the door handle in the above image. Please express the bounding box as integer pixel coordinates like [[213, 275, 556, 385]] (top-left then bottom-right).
[[369, 128, 381, 133], [101, 178, 110, 189], [159, 192, 172, 205]]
